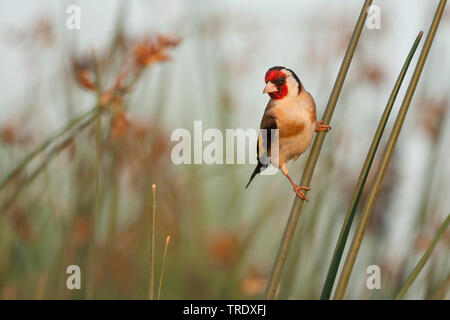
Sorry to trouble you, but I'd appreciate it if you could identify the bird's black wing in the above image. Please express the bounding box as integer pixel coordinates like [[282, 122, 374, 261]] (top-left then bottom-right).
[[245, 113, 277, 189]]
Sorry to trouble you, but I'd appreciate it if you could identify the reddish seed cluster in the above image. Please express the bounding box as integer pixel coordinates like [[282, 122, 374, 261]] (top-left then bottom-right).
[[0, 124, 17, 144], [71, 33, 181, 140], [111, 110, 130, 138], [76, 69, 95, 90], [133, 35, 181, 68], [207, 231, 240, 267]]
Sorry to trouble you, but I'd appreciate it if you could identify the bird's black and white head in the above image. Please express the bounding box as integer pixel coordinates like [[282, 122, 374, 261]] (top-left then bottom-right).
[[263, 66, 302, 100]]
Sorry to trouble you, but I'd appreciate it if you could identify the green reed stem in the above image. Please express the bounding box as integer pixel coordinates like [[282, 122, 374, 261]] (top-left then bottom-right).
[[395, 214, 449, 300], [149, 184, 157, 300], [86, 51, 103, 300], [431, 271, 450, 300], [334, 0, 447, 299], [264, 0, 373, 300], [157, 235, 171, 300], [320, 31, 423, 300], [0, 111, 100, 214], [0, 107, 98, 192], [281, 166, 330, 299]]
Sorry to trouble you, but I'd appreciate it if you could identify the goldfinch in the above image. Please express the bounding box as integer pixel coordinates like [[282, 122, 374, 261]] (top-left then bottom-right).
[[246, 66, 330, 201]]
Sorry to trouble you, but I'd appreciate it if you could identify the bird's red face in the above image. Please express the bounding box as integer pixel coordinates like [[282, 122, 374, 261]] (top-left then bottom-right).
[[264, 69, 288, 100]]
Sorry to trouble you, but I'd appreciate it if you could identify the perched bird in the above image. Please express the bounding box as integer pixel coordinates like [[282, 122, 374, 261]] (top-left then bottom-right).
[[246, 66, 330, 201]]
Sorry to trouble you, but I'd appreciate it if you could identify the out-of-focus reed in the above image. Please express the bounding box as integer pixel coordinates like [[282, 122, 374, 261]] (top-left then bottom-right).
[[0, 1, 448, 300]]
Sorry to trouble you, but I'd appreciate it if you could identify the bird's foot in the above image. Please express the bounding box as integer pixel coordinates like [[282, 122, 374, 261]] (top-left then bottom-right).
[[315, 121, 331, 133], [293, 185, 310, 201]]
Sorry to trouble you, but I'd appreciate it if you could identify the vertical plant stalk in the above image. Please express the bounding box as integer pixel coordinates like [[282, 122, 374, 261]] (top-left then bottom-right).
[[86, 114, 102, 300], [334, 0, 447, 299], [320, 31, 423, 300], [281, 169, 330, 299], [149, 184, 157, 300], [34, 272, 48, 300], [414, 118, 447, 235], [157, 235, 171, 300], [431, 271, 450, 300], [264, 0, 373, 300], [86, 52, 103, 300], [395, 214, 449, 300], [108, 158, 120, 242]]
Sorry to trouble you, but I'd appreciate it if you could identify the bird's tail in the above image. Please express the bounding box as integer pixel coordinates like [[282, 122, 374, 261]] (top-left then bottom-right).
[[245, 163, 263, 189]]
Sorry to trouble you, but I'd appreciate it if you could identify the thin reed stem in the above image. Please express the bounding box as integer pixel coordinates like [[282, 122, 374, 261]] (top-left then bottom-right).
[[431, 272, 450, 300], [0, 106, 98, 192], [0, 111, 100, 214], [415, 117, 447, 234], [281, 168, 330, 299], [264, 0, 373, 300], [34, 272, 48, 300], [334, 0, 447, 299], [149, 184, 157, 300], [320, 31, 423, 300], [86, 51, 103, 300], [395, 214, 450, 300], [157, 235, 171, 300]]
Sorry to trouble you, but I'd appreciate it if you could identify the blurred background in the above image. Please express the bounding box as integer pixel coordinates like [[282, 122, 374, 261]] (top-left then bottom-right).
[[0, 0, 449, 299]]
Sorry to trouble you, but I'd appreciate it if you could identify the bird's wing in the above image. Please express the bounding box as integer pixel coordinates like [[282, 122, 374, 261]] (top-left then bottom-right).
[[257, 112, 277, 166], [245, 104, 277, 189]]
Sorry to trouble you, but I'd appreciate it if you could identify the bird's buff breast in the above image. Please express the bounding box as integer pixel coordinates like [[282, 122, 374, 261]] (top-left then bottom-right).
[[269, 107, 315, 168]]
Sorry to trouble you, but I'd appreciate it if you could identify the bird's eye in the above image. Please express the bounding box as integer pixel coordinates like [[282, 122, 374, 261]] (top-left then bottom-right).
[[279, 77, 286, 82]]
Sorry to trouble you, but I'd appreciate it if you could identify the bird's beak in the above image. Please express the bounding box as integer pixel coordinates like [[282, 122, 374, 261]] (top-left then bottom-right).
[[263, 81, 278, 94]]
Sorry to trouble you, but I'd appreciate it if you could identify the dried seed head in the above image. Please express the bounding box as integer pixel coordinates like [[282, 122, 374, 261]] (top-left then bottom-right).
[[111, 110, 130, 138], [76, 69, 95, 90], [99, 89, 113, 106], [133, 34, 181, 68]]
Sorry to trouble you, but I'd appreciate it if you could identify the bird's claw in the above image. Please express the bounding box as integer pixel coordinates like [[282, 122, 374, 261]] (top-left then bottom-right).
[[315, 121, 331, 133], [293, 185, 310, 201]]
